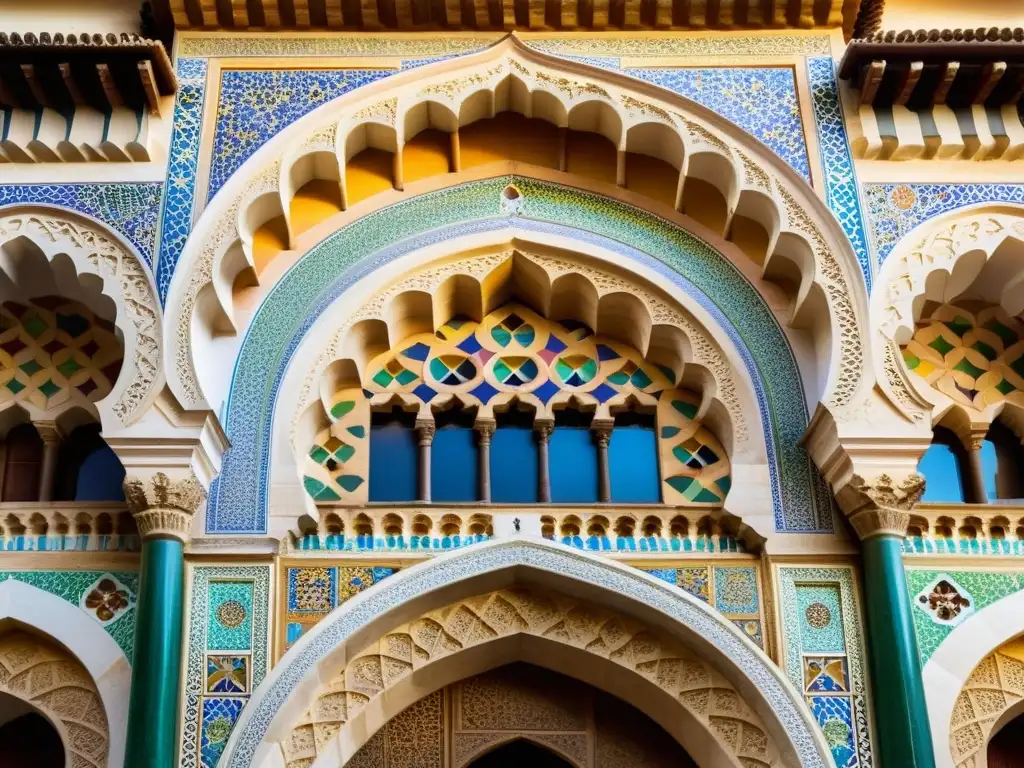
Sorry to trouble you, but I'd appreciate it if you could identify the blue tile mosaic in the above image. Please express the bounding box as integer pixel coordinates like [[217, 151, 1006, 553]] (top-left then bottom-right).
[[0, 183, 162, 269], [156, 58, 208, 305], [809, 695, 858, 768], [866, 183, 1024, 266], [200, 696, 245, 768], [207, 581, 254, 652], [713, 566, 759, 613], [627, 67, 811, 182], [206, 178, 827, 534], [797, 584, 846, 654], [207, 68, 393, 203], [806, 57, 871, 291]]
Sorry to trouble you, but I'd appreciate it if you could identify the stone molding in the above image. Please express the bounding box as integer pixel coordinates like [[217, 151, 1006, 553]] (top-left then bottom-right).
[[123, 471, 206, 542], [845, 473, 925, 539]]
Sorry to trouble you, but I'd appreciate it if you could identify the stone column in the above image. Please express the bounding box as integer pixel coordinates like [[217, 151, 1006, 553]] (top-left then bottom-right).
[[535, 420, 554, 503], [961, 430, 990, 504], [123, 471, 205, 768], [848, 474, 936, 768], [416, 420, 435, 502], [592, 420, 613, 503], [476, 419, 494, 502], [34, 421, 61, 502]]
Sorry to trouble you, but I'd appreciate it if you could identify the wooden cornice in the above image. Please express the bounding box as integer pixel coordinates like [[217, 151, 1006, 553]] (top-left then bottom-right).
[[0, 32, 176, 114], [151, 0, 863, 33], [839, 28, 1024, 109]]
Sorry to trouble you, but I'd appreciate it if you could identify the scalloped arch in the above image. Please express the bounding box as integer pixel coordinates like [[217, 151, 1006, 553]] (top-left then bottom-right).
[[219, 538, 833, 768], [166, 35, 868, 421], [0, 205, 163, 427]]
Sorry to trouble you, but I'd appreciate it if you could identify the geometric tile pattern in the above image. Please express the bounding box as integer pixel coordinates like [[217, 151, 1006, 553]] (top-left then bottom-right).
[[282, 565, 396, 652], [0, 183, 162, 269], [207, 68, 392, 202], [643, 563, 764, 649], [778, 566, 874, 768], [865, 183, 1024, 267], [627, 66, 811, 182], [208, 177, 825, 534], [0, 570, 138, 661], [901, 302, 1024, 413], [307, 304, 730, 506], [181, 565, 271, 768], [806, 57, 872, 290], [906, 568, 1024, 665], [0, 296, 122, 411], [156, 58, 208, 305]]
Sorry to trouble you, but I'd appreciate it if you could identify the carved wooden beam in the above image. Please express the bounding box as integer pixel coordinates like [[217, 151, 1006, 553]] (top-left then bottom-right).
[[263, 0, 282, 26], [560, 0, 577, 29], [138, 60, 162, 117], [325, 0, 344, 26], [20, 64, 50, 108], [859, 59, 885, 106], [654, 0, 672, 27], [623, 0, 641, 27], [169, 0, 191, 26], [198, 0, 218, 26], [230, 0, 249, 26], [394, 0, 415, 27], [502, 0, 515, 27], [472, 0, 490, 28], [591, 0, 608, 28], [933, 61, 959, 105], [361, 0, 381, 28], [294, 0, 312, 26], [58, 63, 86, 107], [973, 61, 1007, 104], [893, 60, 923, 106], [96, 63, 123, 109], [689, 0, 707, 26], [528, 0, 545, 29]]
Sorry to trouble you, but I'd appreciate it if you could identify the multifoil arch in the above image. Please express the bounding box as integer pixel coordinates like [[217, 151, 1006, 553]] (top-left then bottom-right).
[[219, 538, 832, 768]]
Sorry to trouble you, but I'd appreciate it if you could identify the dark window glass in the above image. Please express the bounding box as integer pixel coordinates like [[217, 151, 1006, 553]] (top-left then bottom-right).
[[2, 424, 42, 502], [491, 407, 538, 503], [54, 424, 126, 502], [609, 411, 660, 503], [432, 407, 478, 502], [369, 408, 418, 502], [550, 408, 598, 503]]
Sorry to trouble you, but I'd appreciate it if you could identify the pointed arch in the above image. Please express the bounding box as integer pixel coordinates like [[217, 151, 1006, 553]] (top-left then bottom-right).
[[0, 578, 130, 767], [0, 205, 163, 427], [220, 538, 832, 768]]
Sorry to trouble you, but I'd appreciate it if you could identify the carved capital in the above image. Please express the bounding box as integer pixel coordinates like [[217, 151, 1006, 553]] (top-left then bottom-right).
[[534, 419, 554, 442], [123, 471, 206, 542], [592, 420, 613, 448], [33, 420, 61, 446], [475, 419, 495, 445], [415, 420, 435, 446], [845, 473, 924, 540]]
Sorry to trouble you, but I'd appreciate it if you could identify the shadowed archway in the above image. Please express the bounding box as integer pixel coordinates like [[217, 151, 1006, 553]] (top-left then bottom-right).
[[471, 740, 575, 767]]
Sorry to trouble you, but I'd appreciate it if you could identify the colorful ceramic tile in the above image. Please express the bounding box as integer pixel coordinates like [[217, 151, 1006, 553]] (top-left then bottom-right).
[[714, 566, 759, 614], [796, 584, 845, 654], [206, 655, 249, 694], [804, 657, 850, 693], [0, 183, 162, 269], [732, 619, 764, 649], [199, 696, 245, 768], [677, 567, 711, 603], [207, 581, 255, 652], [809, 695, 858, 768], [79, 573, 134, 627], [287, 567, 337, 613]]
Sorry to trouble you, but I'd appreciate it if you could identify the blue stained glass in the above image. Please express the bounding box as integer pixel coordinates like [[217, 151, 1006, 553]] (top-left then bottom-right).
[[369, 422, 418, 501], [918, 442, 964, 502], [609, 426, 660, 502], [491, 426, 538, 503], [550, 428, 599, 502], [432, 426, 478, 502]]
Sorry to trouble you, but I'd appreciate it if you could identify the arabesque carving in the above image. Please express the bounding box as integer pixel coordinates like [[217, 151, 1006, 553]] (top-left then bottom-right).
[[949, 640, 1024, 767], [0, 211, 161, 424], [278, 587, 780, 768], [169, 37, 865, 417], [0, 629, 109, 768], [844, 473, 925, 539], [123, 471, 206, 541]]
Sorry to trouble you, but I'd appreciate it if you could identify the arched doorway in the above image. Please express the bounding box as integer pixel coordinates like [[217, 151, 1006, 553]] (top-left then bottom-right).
[[470, 740, 573, 767], [989, 710, 1024, 768], [0, 692, 64, 768]]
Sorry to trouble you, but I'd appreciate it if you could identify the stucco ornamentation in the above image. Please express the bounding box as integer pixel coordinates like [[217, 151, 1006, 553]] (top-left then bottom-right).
[[123, 471, 206, 542]]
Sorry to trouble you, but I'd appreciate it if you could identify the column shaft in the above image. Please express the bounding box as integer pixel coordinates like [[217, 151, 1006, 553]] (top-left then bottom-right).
[[862, 533, 935, 768], [476, 422, 493, 502], [965, 445, 989, 503], [416, 422, 434, 502], [593, 422, 612, 502], [536, 422, 553, 503], [35, 423, 60, 502], [125, 537, 186, 767]]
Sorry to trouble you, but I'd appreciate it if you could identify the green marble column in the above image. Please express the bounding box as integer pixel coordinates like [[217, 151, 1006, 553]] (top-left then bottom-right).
[[125, 536, 186, 766], [860, 524, 935, 768]]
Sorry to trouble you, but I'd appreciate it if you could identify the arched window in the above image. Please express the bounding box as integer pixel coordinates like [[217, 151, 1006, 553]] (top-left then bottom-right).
[[549, 407, 598, 503], [491, 405, 538, 503], [54, 424, 126, 502], [431, 406, 478, 502], [609, 408, 660, 503], [2, 424, 42, 502], [918, 427, 966, 503], [369, 407, 418, 502], [988, 421, 1024, 501]]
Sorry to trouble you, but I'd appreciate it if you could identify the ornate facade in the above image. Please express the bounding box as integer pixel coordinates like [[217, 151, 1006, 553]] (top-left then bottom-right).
[[1, 1, 1023, 766]]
